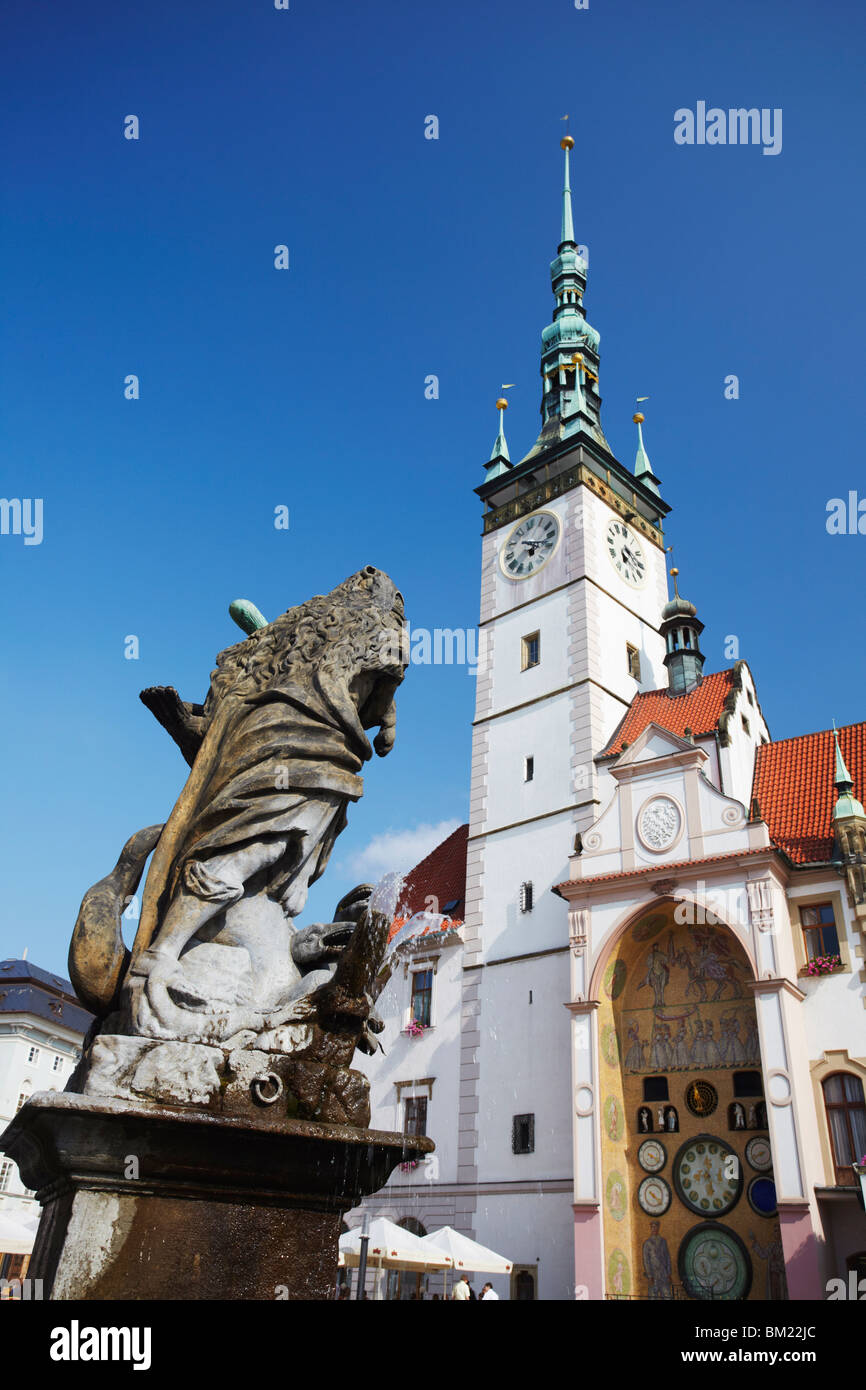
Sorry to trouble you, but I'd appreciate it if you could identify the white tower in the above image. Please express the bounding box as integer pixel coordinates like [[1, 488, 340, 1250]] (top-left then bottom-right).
[[457, 138, 672, 1298]]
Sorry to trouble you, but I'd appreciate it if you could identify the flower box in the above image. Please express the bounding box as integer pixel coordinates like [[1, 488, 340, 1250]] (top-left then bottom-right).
[[801, 954, 842, 977]]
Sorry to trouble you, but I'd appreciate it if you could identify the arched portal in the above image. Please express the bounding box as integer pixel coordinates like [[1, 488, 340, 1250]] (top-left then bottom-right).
[[596, 900, 786, 1301]]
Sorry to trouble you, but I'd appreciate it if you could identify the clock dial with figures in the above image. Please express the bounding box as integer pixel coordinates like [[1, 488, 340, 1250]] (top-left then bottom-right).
[[605, 519, 646, 587], [499, 511, 561, 579], [674, 1136, 742, 1217]]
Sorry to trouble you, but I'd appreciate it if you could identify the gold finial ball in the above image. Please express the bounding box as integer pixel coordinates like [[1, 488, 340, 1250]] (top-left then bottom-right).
[[496, 397, 508, 411], [575, 352, 584, 363], [560, 135, 575, 150], [670, 567, 679, 578], [633, 411, 645, 424]]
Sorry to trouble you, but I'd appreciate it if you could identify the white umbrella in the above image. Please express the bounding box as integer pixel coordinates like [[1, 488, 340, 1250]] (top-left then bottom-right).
[[0, 1212, 38, 1257], [340, 1217, 452, 1272], [420, 1226, 513, 1298]]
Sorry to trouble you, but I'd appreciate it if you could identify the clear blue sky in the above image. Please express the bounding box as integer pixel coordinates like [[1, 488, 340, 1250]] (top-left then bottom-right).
[[3, 0, 864, 974]]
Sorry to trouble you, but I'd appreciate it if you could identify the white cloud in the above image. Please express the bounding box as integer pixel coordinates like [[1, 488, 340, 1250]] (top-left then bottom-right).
[[344, 819, 460, 881]]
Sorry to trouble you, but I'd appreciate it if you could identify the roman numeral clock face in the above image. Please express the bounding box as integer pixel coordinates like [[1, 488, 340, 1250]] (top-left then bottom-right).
[[499, 511, 561, 579], [606, 519, 647, 587]]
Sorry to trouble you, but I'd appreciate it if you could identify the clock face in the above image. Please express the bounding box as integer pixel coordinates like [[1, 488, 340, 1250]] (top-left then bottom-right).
[[638, 1175, 672, 1216], [745, 1136, 772, 1172], [685, 1080, 718, 1118], [500, 511, 561, 579], [674, 1136, 742, 1217], [638, 1139, 666, 1173], [678, 1223, 752, 1301], [605, 519, 646, 588]]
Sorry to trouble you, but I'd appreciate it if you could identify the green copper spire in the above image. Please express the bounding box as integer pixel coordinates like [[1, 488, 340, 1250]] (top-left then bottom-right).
[[561, 136, 575, 247], [833, 722, 864, 820], [633, 410, 662, 496], [483, 396, 513, 480]]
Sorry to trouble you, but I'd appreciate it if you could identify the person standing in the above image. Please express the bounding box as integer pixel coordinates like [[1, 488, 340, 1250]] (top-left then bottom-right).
[[479, 1283, 500, 1300], [452, 1274, 472, 1300]]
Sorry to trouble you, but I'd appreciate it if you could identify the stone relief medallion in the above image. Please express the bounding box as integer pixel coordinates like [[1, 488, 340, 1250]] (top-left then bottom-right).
[[638, 1138, 666, 1172], [607, 1248, 631, 1298], [601, 1022, 621, 1068], [745, 1136, 773, 1172], [637, 796, 682, 853], [638, 1175, 672, 1217], [604, 1094, 624, 1142], [603, 958, 627, 1001], [678, 1223, 752, 1302], [605, 1169, 628, 1222]]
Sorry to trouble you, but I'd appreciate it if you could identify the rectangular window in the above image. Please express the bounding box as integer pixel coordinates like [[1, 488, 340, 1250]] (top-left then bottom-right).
[[411, 969, 433, 1027], [404, 1097, 428, 1138], [524, 756, 534, 782], [520, 881, 533, 913], [512, 1114, 535, 1154], [800, 903, 840, 961], [16, 1093, 28, 1113], [27, 1046, 39, 1064], [53, 1055, 63, 1072], [626, 643, 640, 680], [521, 632, 540, 670], [0, 1160, 13, 1192], [741, 715, 751, 735]]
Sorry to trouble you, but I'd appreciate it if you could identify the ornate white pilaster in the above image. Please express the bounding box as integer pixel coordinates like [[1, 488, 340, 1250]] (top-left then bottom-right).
[[747, 876, 778, 977], [565, 997, 601, 1205]]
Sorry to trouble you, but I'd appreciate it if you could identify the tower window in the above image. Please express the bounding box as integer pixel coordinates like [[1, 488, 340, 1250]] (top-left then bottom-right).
[[404, 1096, 428, 1138], [524, 756, 534, 782], [520, 882, 534, 913], [0, 1160, 13, 1192], [512, 1114, 535, 1154], [53, 1055, 63, 1071], [27, 1046, 40, 1064], [741, 715, 751, 736], [800, 903, 840, 961], [626, 643, 641, 680], [521, 632, 540, 670]]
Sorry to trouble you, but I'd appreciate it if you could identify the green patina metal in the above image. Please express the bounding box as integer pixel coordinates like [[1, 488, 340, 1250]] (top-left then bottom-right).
[[229, 598, 269, 635], [833, 723, 864, 820]]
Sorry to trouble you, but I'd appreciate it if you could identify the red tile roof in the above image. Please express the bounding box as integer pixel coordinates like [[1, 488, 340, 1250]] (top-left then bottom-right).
[[600, 669, 736, 758], [554, 847, 774, 894], [752, 723, 866, 864], [388, 823, 469, 943]]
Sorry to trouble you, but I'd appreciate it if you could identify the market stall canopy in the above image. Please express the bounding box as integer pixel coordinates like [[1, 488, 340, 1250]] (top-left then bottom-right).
[[0, 1211, 39, 1256], [339, 1217, 452, 1272], [420, 1226, 513, 1274]]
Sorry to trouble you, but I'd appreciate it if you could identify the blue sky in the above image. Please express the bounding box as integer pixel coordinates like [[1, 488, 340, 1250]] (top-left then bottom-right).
[[3, 0, 864, 974]]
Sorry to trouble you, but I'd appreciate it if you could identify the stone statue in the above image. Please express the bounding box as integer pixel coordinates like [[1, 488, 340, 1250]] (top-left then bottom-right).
[[642, 1221, 672, 1299], [733, 1102, 746, 1129], [67, 567, 408, 1126]]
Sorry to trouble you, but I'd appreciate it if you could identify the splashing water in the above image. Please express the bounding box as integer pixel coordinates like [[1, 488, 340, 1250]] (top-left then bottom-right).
[[369, 870, 405, 922]]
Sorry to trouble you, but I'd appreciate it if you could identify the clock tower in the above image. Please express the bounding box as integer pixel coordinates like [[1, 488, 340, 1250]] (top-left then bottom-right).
[[457, 139, 675, 1284]]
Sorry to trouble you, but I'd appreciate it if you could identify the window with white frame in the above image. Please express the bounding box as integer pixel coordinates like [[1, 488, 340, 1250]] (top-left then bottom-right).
[[27, 1046, 40, 1064], [16, 1092, 29, 1113], [53, 1055, 63, 1071], [0, 1160, 14, 1191], [404, 1096, 428, 1138], [411, 969, 433, 1027], [520, 882, 534, 913]]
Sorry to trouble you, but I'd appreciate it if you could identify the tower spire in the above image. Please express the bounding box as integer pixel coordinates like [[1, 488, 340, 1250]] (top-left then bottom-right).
[[632, 404, 662, 496], [483, 393, 513, 480], [561, 133, 576, 247], [833, 723, 864, 819]]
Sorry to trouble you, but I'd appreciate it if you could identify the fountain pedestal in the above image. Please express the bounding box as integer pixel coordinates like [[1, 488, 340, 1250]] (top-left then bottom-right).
[[3, 1091, 431, 1300]]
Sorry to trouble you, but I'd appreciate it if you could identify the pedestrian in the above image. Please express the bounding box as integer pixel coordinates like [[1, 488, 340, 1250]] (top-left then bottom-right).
[[452, 1274, 472, 1300], [479, 1282, 499, 1300]]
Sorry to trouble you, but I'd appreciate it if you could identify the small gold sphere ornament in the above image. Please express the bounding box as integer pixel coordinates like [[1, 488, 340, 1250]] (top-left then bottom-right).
[[496, 397, 508, 411], [633, 411, 645, 424], [561, 135, 575, 150], [670, 566, 679, 580]]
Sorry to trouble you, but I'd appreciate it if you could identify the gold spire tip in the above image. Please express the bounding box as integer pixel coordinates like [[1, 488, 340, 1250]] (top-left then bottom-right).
[[496, 397, 508, 411], [633, 412, 644, 424], [560, 135, 575, 150]]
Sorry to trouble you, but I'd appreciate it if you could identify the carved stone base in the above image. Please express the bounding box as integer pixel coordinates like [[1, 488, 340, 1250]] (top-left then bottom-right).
[[78, 1032, 371, 1127], [1, 1091, 431, 1300]]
